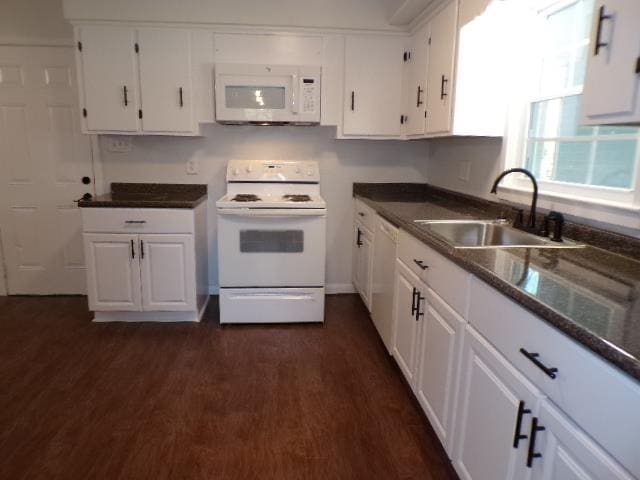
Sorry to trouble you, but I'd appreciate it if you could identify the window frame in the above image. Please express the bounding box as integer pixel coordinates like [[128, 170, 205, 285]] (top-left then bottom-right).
[[501, 0, 640, 224]]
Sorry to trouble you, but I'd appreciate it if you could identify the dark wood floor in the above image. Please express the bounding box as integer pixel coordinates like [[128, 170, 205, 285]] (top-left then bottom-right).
[[0, 294, 458, 480]]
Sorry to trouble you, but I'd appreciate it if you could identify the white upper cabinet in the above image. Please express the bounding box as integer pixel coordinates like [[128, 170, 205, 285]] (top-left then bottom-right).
[[75, 25, 198, 135], [138, 29, 194, 133], [343, 35, 404, 137], [582, 0, 640, 125], [77, 26, 140, 132], [425, 0, 457, 135], [403, 23, 429, 136]]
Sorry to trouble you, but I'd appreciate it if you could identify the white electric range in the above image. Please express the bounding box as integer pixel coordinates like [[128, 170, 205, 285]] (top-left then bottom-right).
[[216, 160, 327, 324]]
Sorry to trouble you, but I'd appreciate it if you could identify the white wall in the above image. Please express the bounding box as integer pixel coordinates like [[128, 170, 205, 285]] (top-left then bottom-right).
[[425, 136, 504, 200], [0, 0, 72, 45], [99, 126, 429, 292], [63, 0, 405, 32]]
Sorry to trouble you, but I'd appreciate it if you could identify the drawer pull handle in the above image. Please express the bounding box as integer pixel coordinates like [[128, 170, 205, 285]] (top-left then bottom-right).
[[526, 417, 545, 468], [358, 212, 365, 217], [413, 259, 429, 270], [512, 400, 531, 449], [125, 220, 147, 224], [411, 287, 418, 315], [520, 348, 558, 379]]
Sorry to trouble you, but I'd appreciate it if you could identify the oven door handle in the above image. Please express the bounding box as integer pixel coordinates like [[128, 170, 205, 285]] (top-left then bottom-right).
[[217, 208, 326, 218]]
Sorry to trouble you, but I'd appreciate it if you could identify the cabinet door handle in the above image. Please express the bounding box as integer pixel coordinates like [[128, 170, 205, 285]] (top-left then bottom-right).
[[411, 287, 418, 315], [351, 91, 355, 111], [594, 5, 612, 56], [519, 348, 558, 379], [512, 401, 532, 448], [130, 239, 135, 259], [440, 75, 448, 100], [413, 259, 429, 270], [140, 240, 144, 259], [358, 212, 365, 217], [526, 417, 545, 468], [123, 85, 129, 106], [125, 220, 147, 224], [416, 86, 424, 107], [415, 291, 425, 321], [356, 228, 363, 247], [179, 87, 184, 108]]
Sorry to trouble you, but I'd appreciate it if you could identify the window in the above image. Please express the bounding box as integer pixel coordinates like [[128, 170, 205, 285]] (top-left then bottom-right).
[[521, 0, 640, 194]]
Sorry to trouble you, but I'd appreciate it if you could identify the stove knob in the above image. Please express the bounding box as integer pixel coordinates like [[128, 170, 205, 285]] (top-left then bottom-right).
[[307, 169, 314, 176], [245, 166, 253, 173], [232, 168, 239, 176]]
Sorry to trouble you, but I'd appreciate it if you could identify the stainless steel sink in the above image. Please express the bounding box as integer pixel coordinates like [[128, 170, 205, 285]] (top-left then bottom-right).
[[414, 220, 584, 249]]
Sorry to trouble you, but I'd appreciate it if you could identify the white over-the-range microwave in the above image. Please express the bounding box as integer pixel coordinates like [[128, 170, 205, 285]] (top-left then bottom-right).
[[214, 64, 321, 125]]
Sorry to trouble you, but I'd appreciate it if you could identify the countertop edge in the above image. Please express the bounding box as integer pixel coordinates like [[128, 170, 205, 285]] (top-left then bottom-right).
[[355, 194, 640, 383]]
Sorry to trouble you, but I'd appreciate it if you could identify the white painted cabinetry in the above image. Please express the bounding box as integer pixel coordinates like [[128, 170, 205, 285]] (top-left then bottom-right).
[[403, 23, 429, 136], [582, 0, 640, 125], [75, 25, 198, 135], [352, 199, 375, 310], [343, 35, 404, 137], [81, 205, 208, 322]]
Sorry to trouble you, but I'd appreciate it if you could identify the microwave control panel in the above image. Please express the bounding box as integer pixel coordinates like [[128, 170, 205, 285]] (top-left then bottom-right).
[[301, 77, 318, 114]]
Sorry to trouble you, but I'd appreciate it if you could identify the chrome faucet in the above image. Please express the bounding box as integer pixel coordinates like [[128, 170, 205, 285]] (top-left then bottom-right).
[[490, 168, 538, 231]]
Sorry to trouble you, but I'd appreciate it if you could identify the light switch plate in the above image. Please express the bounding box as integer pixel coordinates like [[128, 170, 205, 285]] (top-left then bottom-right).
[[186, 158, 199, 175], [106, 136, 132, 153]]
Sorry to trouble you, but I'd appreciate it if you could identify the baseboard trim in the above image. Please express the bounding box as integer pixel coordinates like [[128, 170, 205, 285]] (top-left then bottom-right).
[[209, 283, 356, 295]]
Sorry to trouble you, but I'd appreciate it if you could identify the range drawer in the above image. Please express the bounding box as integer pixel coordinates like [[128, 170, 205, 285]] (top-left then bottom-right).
[[81, 208, 195, 234], [469, 277, 640, 477], [398, 230, 470, 317], [354, 198, 376, 232]]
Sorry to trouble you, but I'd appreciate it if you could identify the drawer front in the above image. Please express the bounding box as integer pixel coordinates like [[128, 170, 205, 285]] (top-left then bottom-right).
[[398, 230, 469, 316], [354, 198, 376, 232], [469, 277, 640, 477], [81, 208, 195, 234]]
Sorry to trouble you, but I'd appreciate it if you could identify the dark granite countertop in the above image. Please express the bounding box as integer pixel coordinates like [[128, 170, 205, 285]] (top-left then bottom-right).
[[79, 183, 207, 209], [354, 183, 640, 382]]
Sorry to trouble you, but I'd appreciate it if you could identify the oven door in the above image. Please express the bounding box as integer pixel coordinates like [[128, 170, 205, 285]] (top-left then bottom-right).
[[217, 208, 326, 287]]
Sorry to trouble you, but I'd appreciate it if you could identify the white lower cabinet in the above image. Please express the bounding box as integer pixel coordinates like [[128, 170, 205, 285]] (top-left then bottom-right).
[[392, 259, 424, 385], [353, 220, 374, 310], [84, 233, 142, 311], [531, 400, 634, 480], [454, 325, 541, 480], [415, 288, 465, 455]]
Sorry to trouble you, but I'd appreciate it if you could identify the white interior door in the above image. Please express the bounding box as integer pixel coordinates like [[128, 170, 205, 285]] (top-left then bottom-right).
[[84, 233, 141, 311], [140, 234, 195, 311], [138, 28, 193, 133], [77, 25, 139, 132], [426, 0, 457, 135], [0, 47, 94, 294]]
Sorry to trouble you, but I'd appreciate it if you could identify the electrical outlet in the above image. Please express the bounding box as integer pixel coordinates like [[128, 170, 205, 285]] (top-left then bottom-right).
[[106, 136, 132, 153], [459, 161, 471, 182], [186, 158, 199, 175]]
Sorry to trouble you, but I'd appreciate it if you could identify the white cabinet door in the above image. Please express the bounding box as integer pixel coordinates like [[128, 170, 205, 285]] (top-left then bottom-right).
[[530, 400, 634, 480], [353, 222, 374, 310], [392, 259, 424, 387], [344, 35, 404, 136], [140, 234, 196, 311], [426, 0, 458, 135], [83, 233, 141, 311], [582, 0, 640, 124], [77, 26, 139, 132], [454, 326, 541, 480], [138, 29, 194, 133], [415, 289, 465, 455], [371, 216, 398, 353], [404, 23, 430, 136]]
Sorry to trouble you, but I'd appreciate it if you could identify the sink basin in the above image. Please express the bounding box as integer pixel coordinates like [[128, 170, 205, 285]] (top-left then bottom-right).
[[414, 220, 584, 249]]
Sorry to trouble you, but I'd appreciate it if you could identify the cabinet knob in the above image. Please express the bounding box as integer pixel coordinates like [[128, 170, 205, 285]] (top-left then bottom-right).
[[82, 176, 91, 185]]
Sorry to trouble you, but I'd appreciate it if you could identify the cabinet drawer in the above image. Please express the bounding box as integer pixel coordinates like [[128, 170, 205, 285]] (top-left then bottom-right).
[[354, 198, 376, 232], [469, 277, 640, 477], [398, 230, 469, 316], [81, 208, 195, 234]]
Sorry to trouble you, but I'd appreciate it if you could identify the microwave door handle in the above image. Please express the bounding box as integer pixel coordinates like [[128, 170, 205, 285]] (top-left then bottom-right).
[[291, 73, 299, 114]]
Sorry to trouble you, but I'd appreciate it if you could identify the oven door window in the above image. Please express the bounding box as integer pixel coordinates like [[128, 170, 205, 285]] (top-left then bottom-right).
[[225, 86, 286, 110], [240, 230, 303, 253]]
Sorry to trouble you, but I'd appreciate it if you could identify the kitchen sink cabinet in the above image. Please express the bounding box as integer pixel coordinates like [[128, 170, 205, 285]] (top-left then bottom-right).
[[75, 25, 198, 135], [582, 0, 640, 125], [343, 35, 404, 137], [453, 325, 542, 480]]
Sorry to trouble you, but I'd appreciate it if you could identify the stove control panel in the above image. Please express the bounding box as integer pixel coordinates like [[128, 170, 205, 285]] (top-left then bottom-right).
[[227, 160, 319, 183]]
